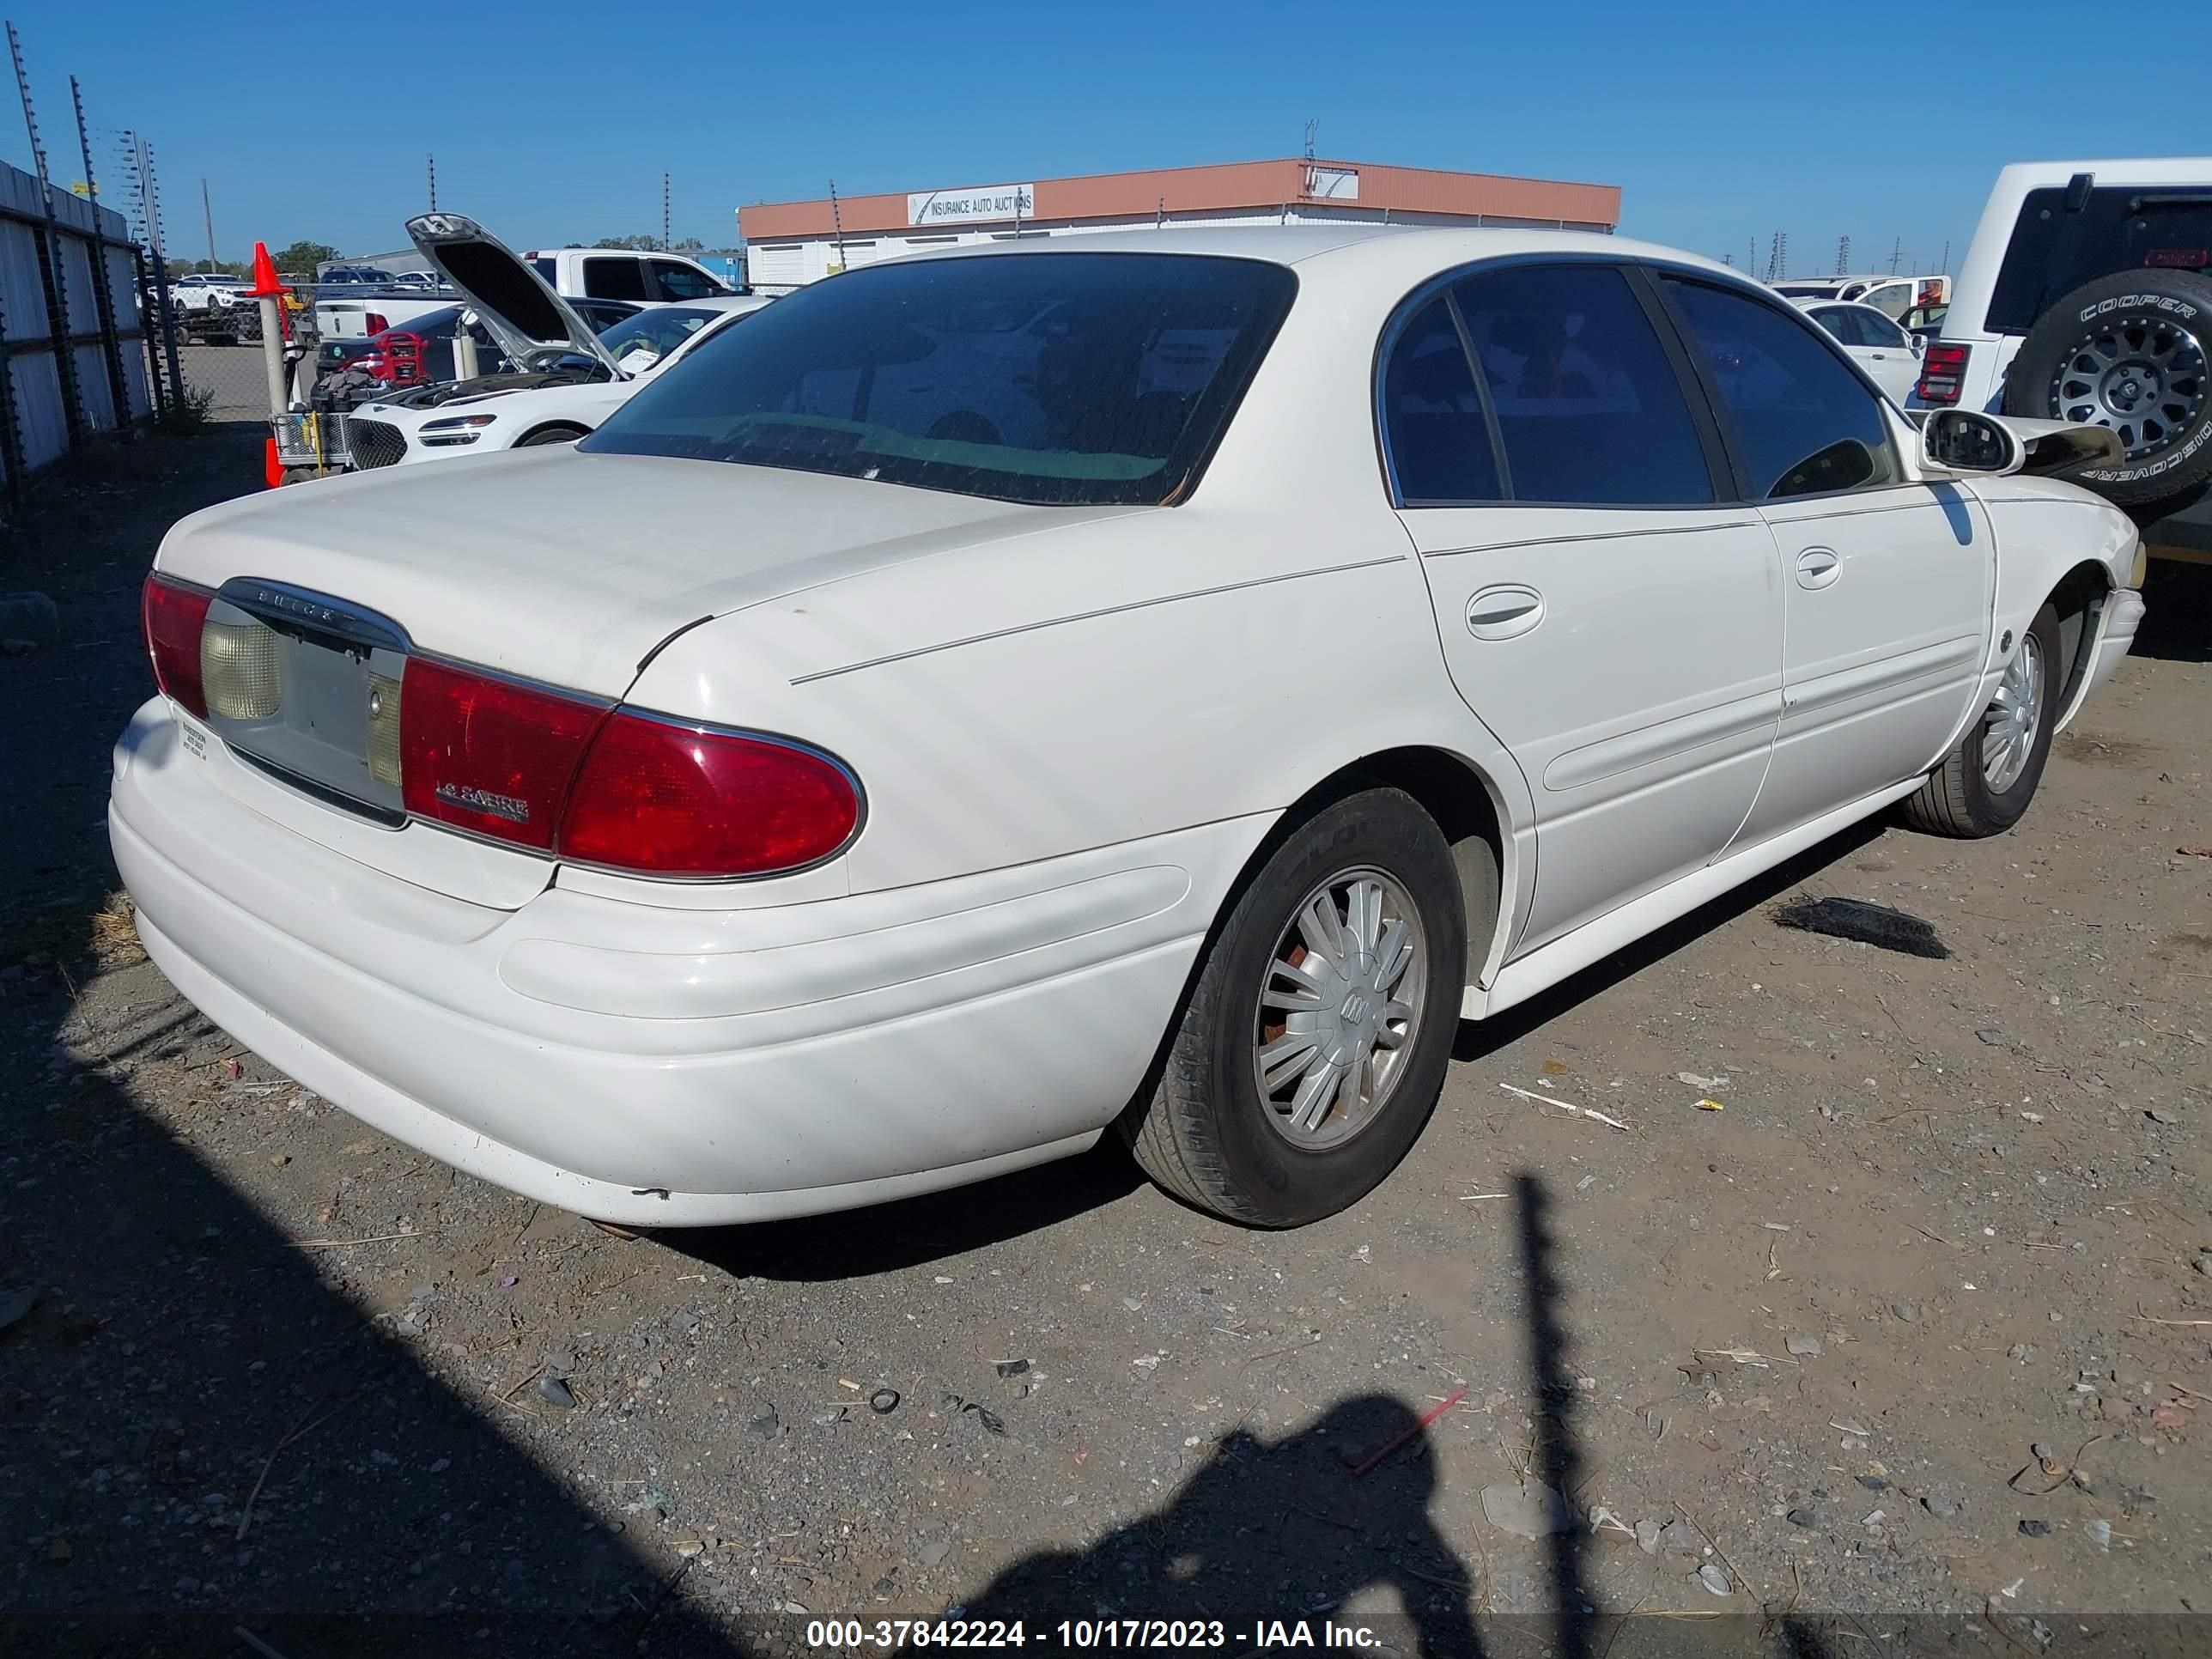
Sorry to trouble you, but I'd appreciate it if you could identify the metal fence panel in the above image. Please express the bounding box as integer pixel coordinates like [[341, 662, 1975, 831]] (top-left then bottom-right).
[[0, 155, 150, 489]]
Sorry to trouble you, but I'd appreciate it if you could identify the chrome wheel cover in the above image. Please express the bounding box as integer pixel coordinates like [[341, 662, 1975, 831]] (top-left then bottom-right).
[[1982, 632, 2045, 794], [1253, 866, 1428, 1150]]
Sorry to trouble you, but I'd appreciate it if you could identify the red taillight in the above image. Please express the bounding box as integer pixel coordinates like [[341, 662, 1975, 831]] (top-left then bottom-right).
[[1916, 342, 1970, 406], [398, 658, 605, 852], [142, 573, 213, 718], [560, 714, 861, 878], [364, 312, 389, 336]]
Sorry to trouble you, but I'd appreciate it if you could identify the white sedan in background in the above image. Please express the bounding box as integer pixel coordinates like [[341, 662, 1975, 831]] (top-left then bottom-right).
[[1797, 298, 1923, 402], [341, 213, 769, 469], [115, 228, 2143, 1231]]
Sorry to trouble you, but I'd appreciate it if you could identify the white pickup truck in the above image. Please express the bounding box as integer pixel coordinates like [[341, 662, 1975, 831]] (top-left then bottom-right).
[[315, 240, 737, 341]]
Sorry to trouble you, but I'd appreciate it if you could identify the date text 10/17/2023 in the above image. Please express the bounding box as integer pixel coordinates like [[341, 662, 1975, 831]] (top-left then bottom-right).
[[803, 1620, 1389, 1650]]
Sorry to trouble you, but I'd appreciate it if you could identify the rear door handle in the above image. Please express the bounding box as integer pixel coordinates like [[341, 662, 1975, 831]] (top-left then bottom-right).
[[1795, 547, 1841, 590], [1466, 585, 1545, 641]]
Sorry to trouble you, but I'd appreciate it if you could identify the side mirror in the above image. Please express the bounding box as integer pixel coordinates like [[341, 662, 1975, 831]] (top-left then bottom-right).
[[1921, 409, 2022, 476]]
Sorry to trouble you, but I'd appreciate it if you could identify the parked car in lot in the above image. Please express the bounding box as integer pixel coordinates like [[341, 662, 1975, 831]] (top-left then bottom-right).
[[168, 272, 250, 312], [1911, 155, 2212, 564], [315, 298, 643, 393], [1773, 275, 1942, 319], [522, 246, 738, 304], [334, 218, 769, 465], [1797, 298, 1923, 400], [115, 228, 2145, 1230]]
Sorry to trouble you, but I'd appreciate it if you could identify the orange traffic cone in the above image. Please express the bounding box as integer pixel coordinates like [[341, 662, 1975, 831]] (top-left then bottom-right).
[[264, 436, 284, 489], [244, 240, 287, 299]]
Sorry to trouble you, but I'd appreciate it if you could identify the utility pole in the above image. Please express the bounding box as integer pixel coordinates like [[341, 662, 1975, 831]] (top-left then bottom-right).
[[1888, 235, 1903, 275], [662, 170, 671, 251], [1835, 234, 1850, 275], [1939, 239, 1950, 275], [828, 179, 845, 271], [201, 177, 215, 272], [426, 152, 435, 210]]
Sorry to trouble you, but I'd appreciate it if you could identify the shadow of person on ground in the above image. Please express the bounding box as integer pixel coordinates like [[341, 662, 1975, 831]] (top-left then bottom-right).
[[949, 1393, 1480, 1656]]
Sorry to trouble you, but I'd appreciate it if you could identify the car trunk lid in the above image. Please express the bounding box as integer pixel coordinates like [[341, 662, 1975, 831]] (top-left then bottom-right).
[[154, 452, 1123, 907]]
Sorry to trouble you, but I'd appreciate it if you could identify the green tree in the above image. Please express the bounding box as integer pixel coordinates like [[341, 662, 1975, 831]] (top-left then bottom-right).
[[592, 234, 660, 251], [271, 240, 340, 270], [671, 236, 705, 253]]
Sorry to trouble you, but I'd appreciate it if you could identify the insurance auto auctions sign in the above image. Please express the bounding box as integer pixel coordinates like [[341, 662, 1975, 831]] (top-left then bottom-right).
[[907, 183, 1036, 228]]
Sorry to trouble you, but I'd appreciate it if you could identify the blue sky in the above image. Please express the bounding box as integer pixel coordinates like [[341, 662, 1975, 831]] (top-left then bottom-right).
[[11, 1, 2197, 273]]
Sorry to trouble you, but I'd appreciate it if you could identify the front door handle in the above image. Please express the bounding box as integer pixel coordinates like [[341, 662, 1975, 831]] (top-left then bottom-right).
[[1466, 584, 1545, 641], [1795, 547, 1842, 590]]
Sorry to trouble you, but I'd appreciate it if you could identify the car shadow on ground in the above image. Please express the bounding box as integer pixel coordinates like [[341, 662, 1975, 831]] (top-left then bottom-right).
[[2132, 557, 2209, 664], [1452, 817, 1890, 1065]]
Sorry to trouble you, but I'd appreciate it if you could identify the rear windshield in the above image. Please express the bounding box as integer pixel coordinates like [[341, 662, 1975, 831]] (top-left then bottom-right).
[[1985, 185, 2212, 332], [580, 252, 1297, 506]]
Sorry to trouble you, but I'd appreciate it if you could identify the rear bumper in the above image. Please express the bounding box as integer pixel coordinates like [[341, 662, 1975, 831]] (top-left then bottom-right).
[[111, 698, 1253, 1224]]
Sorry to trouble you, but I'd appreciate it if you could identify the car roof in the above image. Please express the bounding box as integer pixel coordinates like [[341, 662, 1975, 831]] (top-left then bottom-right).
[[889, 223, 1747, 285]]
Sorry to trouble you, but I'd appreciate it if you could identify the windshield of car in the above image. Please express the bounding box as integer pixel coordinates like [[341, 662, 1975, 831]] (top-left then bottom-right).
[[595, 305, 729, 362], [582, 252, 1297, 506], [1985, 185, 2212, 332]]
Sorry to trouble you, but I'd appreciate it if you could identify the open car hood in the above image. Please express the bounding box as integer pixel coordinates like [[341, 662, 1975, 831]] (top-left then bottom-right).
[[404, 213, 625, 379]]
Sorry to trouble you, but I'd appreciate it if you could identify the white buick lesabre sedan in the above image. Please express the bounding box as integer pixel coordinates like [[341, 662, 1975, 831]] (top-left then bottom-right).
[[112, 228, 2147, 1229]]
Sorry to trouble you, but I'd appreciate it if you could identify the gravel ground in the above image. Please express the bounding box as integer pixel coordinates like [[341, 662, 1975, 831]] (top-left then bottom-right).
[[1, 436, 2206, 1657]]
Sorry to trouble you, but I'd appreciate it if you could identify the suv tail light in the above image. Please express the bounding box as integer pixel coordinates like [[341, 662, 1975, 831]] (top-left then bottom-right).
[[142, 573, 213, 718], [364, 312, 389, 336], [1916, 342, 1970, 405], [399, 658, 861, 877]]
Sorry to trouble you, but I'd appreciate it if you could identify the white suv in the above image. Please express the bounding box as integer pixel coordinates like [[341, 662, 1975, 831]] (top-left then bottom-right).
[[169, 272, 250, 312], [1911, 157, 2212, 526]]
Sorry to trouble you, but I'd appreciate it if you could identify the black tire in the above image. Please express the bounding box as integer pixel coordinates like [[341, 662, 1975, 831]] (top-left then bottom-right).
[[1902, 603, 2063, 838], [516, 425, 587, 447], [1120, 787, 1466, 1227], [2002, 269, 2212, 509]]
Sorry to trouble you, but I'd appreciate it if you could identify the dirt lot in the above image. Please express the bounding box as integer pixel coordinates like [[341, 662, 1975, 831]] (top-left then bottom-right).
[[1, 434, 2206, 1657]]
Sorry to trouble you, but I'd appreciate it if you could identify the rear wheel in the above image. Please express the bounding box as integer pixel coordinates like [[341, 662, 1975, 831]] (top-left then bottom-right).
[[2002, 270, 2212, 509], [1901, 603, 2063, 838], [1121, 787, 1465, 1226]]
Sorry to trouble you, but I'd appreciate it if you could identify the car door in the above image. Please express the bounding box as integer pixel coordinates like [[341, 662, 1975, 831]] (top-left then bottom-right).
[[1385, 262, 1785, 954], [1842, 306, 1921, 402], [1655, 274, 1991, 848]]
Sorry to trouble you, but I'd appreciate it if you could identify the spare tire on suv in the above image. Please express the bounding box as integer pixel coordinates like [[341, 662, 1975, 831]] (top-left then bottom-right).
[[2001, 267, 2212, 509]]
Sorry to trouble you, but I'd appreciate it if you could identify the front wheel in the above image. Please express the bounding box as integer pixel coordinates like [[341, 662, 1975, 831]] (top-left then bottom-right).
[[1120, 787, 1466, 1226], [1902, 603, 2063, 838], [516, 425, 588, 447]]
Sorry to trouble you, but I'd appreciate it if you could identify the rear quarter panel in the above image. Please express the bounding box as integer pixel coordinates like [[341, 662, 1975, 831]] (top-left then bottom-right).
[[622, 501, 1535, 900]]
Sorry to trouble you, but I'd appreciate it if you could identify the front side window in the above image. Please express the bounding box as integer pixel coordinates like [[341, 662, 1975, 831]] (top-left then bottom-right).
[[1452, 264, 1714, 505], [582, 257, 648, 301], [584, 252, 1297, 507], [1379, 297, 1500, 504], [1660, 276, 1897, 500]]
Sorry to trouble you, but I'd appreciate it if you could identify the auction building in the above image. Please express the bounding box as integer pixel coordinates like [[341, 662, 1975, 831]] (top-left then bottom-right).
[[737, 157, 1621, 294]]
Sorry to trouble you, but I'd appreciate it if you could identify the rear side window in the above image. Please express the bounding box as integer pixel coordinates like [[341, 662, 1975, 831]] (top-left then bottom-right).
[[1985, 185, 2212, 332], [585, 252, 1297, 507], [1452, 264, 1714, 505], [653, 260, 722, 301], [1660, 276, 1897, 500], [1379, 298, 1501, 503], [531, 257, 556, 285], [582, 257, 648, 301]]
